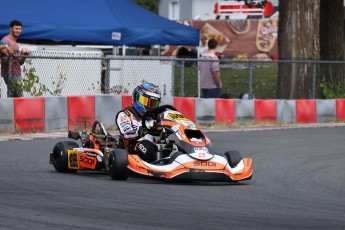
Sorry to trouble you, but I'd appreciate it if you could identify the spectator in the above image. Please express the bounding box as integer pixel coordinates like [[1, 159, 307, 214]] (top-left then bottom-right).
[[198, 38, 222, 98], [198, 34, 209, 56], [0, 41, 14, 98], [1, 20, 30, 98]]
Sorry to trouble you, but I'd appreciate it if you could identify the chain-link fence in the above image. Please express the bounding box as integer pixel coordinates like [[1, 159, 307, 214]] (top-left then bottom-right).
[[0, 51, 344, 99]]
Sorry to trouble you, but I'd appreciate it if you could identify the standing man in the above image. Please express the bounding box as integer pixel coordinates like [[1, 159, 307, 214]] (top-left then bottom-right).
[[198, 34, 209, 57], [1, 20, 30, 97], [0, 41, 14, 98], [198, 38, 222, 98]]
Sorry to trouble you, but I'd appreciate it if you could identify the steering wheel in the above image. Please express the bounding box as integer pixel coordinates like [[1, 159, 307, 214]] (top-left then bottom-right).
[[141, 105, 178, 130], [92, 120, 107, 136]]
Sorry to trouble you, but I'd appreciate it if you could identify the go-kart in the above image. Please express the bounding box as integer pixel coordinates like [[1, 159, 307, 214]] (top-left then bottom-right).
[[49, 120, 122, 174], [111, 104, 253, 182], [49, 105, 253, 182]]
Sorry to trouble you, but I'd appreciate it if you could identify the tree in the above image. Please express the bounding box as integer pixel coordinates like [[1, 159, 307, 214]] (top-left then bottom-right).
[[277, 0, 320, 99], [319, 0, 345, 98], [132, 0, 159, 14]]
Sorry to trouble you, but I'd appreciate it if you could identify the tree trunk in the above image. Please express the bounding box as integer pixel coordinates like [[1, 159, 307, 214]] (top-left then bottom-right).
[[277, 0, 320, 99], [319, 0, 344, 98]]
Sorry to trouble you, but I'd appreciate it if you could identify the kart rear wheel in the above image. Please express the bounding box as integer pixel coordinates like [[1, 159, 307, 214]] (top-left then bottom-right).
[[108, 149, 128, 180], [52, 141, 79, 173], [224, 151, 243, 168]]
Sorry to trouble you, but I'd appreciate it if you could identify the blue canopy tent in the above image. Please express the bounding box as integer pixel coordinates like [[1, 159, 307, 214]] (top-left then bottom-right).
[[0, 0, 199, 46]]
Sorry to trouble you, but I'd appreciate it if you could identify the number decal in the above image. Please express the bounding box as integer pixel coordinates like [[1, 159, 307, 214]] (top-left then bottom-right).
[[68, 150, 79, 169]]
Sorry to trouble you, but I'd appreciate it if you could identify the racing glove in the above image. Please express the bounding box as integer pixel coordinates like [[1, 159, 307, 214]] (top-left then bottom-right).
[[138, 126, 150, 137]]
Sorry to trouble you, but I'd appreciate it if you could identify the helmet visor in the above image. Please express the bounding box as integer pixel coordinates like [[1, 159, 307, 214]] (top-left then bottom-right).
[[138, 94, 160, 109]]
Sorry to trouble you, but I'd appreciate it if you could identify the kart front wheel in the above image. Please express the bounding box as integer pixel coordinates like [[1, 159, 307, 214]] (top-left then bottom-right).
[[52, 141, 79, 173], [108, 149, 128, 180], [224, 151, 243, 168]]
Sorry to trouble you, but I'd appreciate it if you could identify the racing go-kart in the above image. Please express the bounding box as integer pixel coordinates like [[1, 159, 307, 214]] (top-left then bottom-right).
[[50, 105, 253, 182]]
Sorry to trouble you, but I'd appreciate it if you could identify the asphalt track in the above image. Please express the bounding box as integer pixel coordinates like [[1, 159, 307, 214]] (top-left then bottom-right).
[[0, 126, 345, 230]]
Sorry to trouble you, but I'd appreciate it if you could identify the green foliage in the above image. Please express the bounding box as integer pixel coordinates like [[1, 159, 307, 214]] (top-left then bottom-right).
[[319, 65, 345, 99], [20, 60, 67, 96], [132, 0, 158, 13], [319, 79, 345, 99], [21, 60, 48, 96], [49, 67, 67, 96]]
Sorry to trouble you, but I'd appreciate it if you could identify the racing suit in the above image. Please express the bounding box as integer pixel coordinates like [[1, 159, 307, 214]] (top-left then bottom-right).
[[115, 106, 158, 163]]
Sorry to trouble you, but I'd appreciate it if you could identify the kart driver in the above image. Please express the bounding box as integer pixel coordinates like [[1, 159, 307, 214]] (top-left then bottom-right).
[[115, 82, 161, 163]]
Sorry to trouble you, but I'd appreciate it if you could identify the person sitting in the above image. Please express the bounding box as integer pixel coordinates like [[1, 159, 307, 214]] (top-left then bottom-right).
[[115, 82, 161, 163]]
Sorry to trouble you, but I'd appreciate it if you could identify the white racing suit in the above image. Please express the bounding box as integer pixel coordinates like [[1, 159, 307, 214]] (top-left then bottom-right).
[[115, 107, 158, 162]]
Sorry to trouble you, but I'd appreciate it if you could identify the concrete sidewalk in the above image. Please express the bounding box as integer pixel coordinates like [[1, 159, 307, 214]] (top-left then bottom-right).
[[1, 123, 345, 142]]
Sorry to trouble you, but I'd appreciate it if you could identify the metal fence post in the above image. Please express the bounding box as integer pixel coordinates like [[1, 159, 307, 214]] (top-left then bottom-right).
[[171, 60, 175, 96], [180, 61, 185, 97], [248, 61, 253, 99], [312, 62, 316, 99], [6, 56, 12, 98], [104, 58, 110, 94]]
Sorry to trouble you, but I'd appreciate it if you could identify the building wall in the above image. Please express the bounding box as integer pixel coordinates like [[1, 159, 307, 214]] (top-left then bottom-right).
[[159, 0, 279, 20]]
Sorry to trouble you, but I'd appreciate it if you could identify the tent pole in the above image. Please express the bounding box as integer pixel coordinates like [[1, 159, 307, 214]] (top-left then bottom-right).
[[122, 45, 126, 56]]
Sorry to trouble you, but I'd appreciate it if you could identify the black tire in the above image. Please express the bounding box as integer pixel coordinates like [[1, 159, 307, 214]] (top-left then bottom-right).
[[108, 149, 128, 180], [224, 151, 243, 168], [52, 141, 79, 173]]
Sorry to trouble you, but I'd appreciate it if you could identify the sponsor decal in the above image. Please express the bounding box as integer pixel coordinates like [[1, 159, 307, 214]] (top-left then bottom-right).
[[166, 112, 188, 121], [189, 147, 214, 160], [175, 131, 185, 140], [138, 143, 147, 153], [181, 120, 196, 129], [171, 125, 180, 132], [189, 168, 205, 172], [194, 147, 209, 155], [79, 154, 97, 169], [193, 161, 217, 167], [112, 32, 121, 40]]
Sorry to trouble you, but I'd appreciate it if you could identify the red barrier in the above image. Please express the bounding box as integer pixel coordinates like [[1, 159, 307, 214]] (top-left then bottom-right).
[[215, 99, 235, 124], [122, 95, 132, 109], [68, 96, 95, 130], [14, 98, 45, 132], [174, 97, 195, 122], [296, 100, 316, 123], [255, 100, 277, 123], [336, 99, 345, 121]]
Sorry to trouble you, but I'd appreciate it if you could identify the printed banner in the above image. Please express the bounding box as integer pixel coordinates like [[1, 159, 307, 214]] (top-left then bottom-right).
[[162, 18, 278, 60]]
